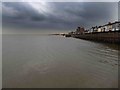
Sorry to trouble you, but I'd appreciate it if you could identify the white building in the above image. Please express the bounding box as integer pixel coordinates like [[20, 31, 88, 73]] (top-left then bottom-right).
[[97, 26, 102, 32], [112, 21, 120, 31]]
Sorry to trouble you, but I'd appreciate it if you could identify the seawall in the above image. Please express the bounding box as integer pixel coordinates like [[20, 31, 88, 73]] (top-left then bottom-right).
[[71, 31, 120, 44]]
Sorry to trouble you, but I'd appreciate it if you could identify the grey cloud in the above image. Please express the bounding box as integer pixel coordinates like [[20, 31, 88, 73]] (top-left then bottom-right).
[[2, 2, 118, 34], [2, 2, 46, 21]]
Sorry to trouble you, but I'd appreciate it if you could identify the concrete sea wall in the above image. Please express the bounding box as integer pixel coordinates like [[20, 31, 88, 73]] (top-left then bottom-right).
[[72, 31, 120, 43]]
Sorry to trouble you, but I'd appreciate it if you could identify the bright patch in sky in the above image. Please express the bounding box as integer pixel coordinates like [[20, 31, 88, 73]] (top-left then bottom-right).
[[28, 2, 53, 16]]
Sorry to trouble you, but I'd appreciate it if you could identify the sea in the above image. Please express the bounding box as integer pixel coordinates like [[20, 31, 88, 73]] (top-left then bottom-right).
[[2, 34, 119, 88]]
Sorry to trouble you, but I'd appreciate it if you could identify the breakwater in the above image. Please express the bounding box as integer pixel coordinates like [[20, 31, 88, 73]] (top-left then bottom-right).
[[71, 31, 120, 43]]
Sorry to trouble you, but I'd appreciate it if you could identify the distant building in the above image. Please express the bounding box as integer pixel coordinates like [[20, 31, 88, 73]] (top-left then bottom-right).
[[91, 26, 98, 33], [112, 21, 120, 31], [94, 26, 98, 32], [89, 28, 93, 33], [102, 22, 120, 32], [106, 22, 112, 31], [73, 21, 120, 35], [84, 29, 89, 34], [92, 21, 120, 33], [97, 26, 102, 32], [75, 27, 85, 34], [100, 26, 105, 32]]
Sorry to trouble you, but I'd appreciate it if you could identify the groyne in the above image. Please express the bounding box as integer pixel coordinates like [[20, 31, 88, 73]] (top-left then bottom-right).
[[71, 31, 120, 44]]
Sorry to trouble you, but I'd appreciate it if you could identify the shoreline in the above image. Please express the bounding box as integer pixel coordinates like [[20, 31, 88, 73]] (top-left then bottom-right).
[[66, 31, 120, 44]]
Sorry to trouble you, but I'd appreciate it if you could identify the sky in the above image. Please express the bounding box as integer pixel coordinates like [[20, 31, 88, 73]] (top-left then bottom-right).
[[2, 2, 118, 34]]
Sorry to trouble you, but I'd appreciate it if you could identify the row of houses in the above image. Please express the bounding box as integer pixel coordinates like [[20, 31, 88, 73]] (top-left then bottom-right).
[[88, 21, 120, 33], [69, 21, 120, 35]]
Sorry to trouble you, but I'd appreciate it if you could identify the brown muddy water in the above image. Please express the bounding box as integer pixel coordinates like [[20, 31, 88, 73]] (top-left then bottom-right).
[[2, 34, 119, 88]]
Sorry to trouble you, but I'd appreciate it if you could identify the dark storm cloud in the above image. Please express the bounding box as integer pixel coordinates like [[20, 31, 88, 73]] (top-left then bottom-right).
[[2, 2, 46, 21], [2, 2, 118, 33]]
